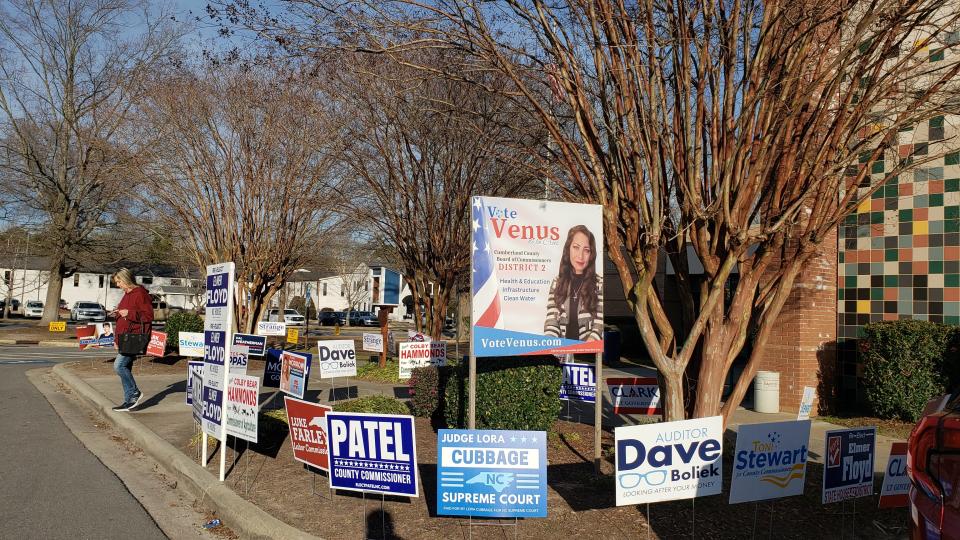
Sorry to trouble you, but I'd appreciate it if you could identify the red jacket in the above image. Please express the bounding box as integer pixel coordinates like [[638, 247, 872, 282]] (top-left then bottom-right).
[[115, 286, 153, 335]]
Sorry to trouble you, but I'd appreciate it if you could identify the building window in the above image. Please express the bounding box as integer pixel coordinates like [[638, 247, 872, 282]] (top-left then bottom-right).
[[74, 274, 80, 287], [169, 278, 181, 286], [322, 283, 327, 296], [372, 267, 381, 276], [140, 276, 153, 285], [109, 274, 120, 288], [3, 270, 9, 284], [98, 275, 104, 288], [341, 286, 345, 297]]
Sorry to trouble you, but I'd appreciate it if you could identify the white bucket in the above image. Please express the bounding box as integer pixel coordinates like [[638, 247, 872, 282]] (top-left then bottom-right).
[[754, 371, 780, 413]]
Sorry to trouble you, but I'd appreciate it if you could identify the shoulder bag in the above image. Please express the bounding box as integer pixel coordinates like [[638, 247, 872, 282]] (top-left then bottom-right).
[[118, 321, 150, 356]]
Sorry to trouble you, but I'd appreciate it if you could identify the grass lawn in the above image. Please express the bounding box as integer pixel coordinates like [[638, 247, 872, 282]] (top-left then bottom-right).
[[818, 415, 916, 439]]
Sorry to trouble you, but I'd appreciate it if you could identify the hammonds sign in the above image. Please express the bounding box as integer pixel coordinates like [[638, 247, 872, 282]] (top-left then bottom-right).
[[615, 416, 723, 505], [729, 420, 811, 504]]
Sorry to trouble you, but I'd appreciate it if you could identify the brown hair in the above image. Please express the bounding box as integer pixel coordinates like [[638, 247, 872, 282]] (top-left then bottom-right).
[[555, 225, 599, 315]]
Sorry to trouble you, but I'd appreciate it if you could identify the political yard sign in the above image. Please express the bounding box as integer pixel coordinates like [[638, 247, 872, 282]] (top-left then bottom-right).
[[437, 430, 547, 518], [615, 416, 723, 505], [608, 377, 662, 415], [280, 351, 310, 399], [256, 321, 286, 336], [233, 333, 266, 356], [317, 340, 357, 379], [327, 412, 419, 497], [559, 362, 596, 403], [225, 374, 259, 443], [822, 427, 876, 504], [146, 331, 167, 357], [229, 344, 249, 375], [178, 332, 204, 357], [284, 396, 332, 471], [471, 196, 604, 357], [202, 262, 235, 438], [398, 342, 447, 379], [878, 442, 909, 509], [729, 420, 811, 504], [186, 360, 204, 406], [262, 349, 312, 389], [362, 333, 383, 352]]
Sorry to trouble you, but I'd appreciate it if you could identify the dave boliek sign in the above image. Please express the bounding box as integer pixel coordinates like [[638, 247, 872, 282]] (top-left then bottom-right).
[[317, 340, 357, 379], [327, 411, 419, 497], [437, 429, 547, 518], [559, 362, 596, 403], [729, 420, 811, 504], [822, 427, 876, 504], [398, 342, 447, 379], [284, 396, 332, 471], [608, 377, 661, 415], [225, 374, 259, 443], [615, 416, 723, 505]]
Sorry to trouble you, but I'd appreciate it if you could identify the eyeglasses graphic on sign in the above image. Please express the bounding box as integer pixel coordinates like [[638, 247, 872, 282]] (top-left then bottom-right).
[[618, 469, 668, 489]]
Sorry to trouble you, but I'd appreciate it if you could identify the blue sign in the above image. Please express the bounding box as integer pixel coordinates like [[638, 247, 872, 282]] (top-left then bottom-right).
[[234, 333, 266, 356], [559, 362, 596, 403], [822, 427, 876, 504], [437, 429, 547, 517], [206, 272, 230, 308], [262, 349, 312, 389], [186, 360, 204, 406], [384, 269, 401, 305], [327, 412, 419, 497]]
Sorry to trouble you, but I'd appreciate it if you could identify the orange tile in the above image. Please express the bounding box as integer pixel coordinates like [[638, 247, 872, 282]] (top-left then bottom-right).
[[945, 288, 960, 302], [929, 180, 945, 194], [915, 208, 929, 220], [914, 235, 929, 247], [872, 249, 885, 262], [872, 199, 885, 211], [871, 224, 885, 236], [846, 251, 859, 263], [945, 246, 960, 260], [883, 312, 898, 321], [899, 248, 913, 261], [913, 260, 928, 274], [884, 288, 898, 301], [899, 144, 912, 157], [899, 183, 913, 196]]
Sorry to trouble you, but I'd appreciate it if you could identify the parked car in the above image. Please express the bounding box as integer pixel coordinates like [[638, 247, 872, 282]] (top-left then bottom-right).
[[908, 393, 960, 539], [0, 298, 21, 314], [265, 308, 306, 327], [71, 301, 107, 322], [318, 311, 346, 326], [24, 301, 44, 318], [347, 311, 379, 326]]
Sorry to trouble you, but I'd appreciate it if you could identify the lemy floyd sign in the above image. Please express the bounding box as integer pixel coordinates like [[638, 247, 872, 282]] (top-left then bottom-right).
[[615, 416, 723, 505], [327, 412, 418, 497]]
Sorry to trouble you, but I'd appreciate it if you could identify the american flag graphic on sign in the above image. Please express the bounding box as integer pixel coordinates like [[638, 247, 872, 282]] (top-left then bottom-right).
[[472, 197, 504, 328]]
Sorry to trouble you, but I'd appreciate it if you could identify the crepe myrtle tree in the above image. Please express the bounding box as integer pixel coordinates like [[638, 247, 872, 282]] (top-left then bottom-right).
[[136, 60, 350, 333], [337, 0, 960, 424]]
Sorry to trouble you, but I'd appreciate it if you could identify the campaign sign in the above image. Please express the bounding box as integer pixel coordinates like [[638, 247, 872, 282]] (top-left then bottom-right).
[[263, 349, 313, 388], [190, 364, 204, 423], [233, 333, 266, 357], [822, 427, 876, 504], [229, 344, 249, 375], [362, 333, 383, 352], [407, 330, 431, 342], [797, 387, 816, 421], [256, 321, 286, 336], [608, 377, 662, 414], [327, 412, 419, 497], [559, 362, 596, 403], [437, 430, 547, 518], [729, 420, 811, 504], [398, 342, 447, 379], [878, 442, 909, 508], [225, 374, 259, 443], [202, 330, 227, 436], [317, 340, 357, 379], [78, 323, 115, 349], [178, 332, 205, 357], [284, 396, 332, 471], [186, 360, 204, 406], [615, 416, 723, 505], [280, 350, 310, 399], [471, 196, 604, 357], [146, 330, 167, 357]]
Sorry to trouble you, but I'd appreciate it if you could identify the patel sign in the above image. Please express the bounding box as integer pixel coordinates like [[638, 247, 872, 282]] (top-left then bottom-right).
[[615, 416, 723, 505], [233, 333, 266, 356], [178, 332, 204, 357], [225, 374, 259, 443], [559, 362, 596, 403], [729, 420, 811, 504], [437, 429, 547, 518], [822, 427, 876, 504], [317, 340, 357, 379], [608, 377, 661, 415], [398, 341, 447, 379], [284, 396, 332, 471], [327, 412, 419, 497], [878, 442, 908, 508]]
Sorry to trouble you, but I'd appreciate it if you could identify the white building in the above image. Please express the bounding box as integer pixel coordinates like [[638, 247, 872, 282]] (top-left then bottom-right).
[[281, 263, 412, 320]]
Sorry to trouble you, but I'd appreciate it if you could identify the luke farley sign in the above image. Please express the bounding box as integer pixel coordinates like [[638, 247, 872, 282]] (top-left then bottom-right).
[[615, 416, 723, 505], [327, 412, 419, 497], [822, 427, 876, 504], [729, 420, 811, 504], [437, 429, 547, 518]]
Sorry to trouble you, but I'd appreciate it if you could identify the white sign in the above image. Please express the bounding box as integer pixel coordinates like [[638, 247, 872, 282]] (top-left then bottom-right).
[[878, 442, 909, 508], [729, 420, 811, 504], [178, 332, 205, 357], [225, 374, 259, 443], [797, 387, 816, 421], [398, 341, 447, 379], [190, 365, 204, 423], [256, 321, 287, 336], [362, 333, 384, 352], [406, 330, 431, 342], [229, 344, 249, 375], [615, 416, 723, 505], [317, 340, 357, 379], [202, 261, 235, 439]]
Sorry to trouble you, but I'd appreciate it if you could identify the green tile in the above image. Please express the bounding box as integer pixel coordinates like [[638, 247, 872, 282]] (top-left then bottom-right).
[[872, 188, 885, 199], [946, 220, 959, 233], [838, 288, 845, 300], [930, 193, 944, 207], [838, 252, 845, 263], [930, 261, 943, 274], [930, 116, 945, 129], [871, 288, 883, 300], [946, 178, 960, 192], [872, 161, 885, 174], [947, 153, 960, 166], [859, 152, 871, 164], [871, 212, 884, 224], [884, 275, 898, 287], [899, 125, 914, 132], [885, 185, 899, 198], [946, 316, 960, 325], [899, 209, 913, 222], [947, 274, 960, 287], [930, 49, 945, 62], [885, 248, 898, 261], [946, 206, 959, 220], [846, 275, 857, 288]]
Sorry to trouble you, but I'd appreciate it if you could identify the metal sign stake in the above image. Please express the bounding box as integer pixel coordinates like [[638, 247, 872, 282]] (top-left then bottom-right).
[[594, 350, 603, 475]]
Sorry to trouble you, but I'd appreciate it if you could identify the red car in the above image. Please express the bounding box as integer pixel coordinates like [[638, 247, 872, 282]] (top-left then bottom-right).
[[908, 393, 960, 539]]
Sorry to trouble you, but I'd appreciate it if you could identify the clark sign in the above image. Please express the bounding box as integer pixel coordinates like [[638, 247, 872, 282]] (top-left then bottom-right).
[[327, 412, 419, 497], [878, 442, 908, 509], [729, 420, 811, 504], [615, 416, 723, 505], [608, 377, 662, 415]]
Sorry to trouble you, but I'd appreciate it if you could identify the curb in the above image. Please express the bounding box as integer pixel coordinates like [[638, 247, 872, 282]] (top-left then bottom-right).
[[52, 363, 322, 540], [0, 338, 76, 347]]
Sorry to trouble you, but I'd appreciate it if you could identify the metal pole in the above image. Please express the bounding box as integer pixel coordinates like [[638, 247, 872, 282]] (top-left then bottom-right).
[[594, 350, 603, 475], [468, 210, 476, 430], [202, 426, 208, 466]]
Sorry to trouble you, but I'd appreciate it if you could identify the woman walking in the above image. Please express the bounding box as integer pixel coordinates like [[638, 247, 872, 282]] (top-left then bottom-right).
[[109, 268, 153, 411]]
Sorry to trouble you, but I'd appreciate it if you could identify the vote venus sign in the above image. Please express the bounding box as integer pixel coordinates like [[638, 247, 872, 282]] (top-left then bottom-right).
[[822, 427, 876, 504], [437, 430, 547, 518], [327, 412, 419, 497], [615, 416, 723, 505]]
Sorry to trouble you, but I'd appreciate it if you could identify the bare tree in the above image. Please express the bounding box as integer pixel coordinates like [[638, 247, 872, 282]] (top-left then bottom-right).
[[136, 60, 348, 333], [0, 0, 181, 322]]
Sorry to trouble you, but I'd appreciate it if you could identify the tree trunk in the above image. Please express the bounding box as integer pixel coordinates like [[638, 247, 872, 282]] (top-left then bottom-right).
[[41, 258, 65, 323], [661, 369, 686, 421]]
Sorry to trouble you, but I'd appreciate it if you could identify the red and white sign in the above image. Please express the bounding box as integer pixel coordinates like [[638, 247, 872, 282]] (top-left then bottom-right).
[[878, 442, 909, 508], [146, 330, 167, 357], [398, 341, 447, 379], [608, 377, 662, 415], [284, 396, 332, 471]]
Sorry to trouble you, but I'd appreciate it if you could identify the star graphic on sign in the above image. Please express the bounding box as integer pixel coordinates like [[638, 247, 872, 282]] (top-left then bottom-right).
[[510, 436, 517, 443], [473, 198, 482, 210], [532, 437, 538, 443], [521, 437, 527, 443], [473, 218, 480, 232], [473, 241, 479, 252], [483, 241, 491, 253]]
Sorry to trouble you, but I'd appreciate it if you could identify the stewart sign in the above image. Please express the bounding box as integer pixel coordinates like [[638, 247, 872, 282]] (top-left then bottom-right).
[[729, 420, 811, 504]]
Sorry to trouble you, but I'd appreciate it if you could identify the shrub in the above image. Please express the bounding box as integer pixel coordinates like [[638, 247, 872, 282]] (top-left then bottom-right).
[[355, 360, 402, 384], [944, 326, 960, 391], [334, 395, 411, 415], [861, 320, 951, 421], [408, 366, 453, 418], [287, 296, 316, 319], [444, 356, 562, 431], [164, 311, 204, 349]]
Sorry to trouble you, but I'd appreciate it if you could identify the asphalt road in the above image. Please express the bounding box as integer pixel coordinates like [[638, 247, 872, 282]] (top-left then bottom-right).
[[0, 346, 167, 539]]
